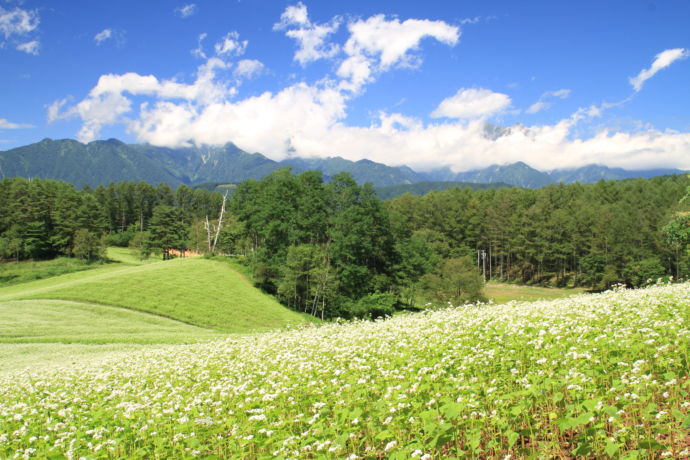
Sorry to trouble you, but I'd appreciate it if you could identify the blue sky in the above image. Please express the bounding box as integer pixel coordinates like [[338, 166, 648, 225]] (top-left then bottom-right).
[[1, 0, 689, 172]]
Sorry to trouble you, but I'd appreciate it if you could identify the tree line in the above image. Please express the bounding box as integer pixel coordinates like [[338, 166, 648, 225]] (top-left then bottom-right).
[[0, 178, 223, 261], [387, 174, 690, 289], [1, 172, 688, 320]]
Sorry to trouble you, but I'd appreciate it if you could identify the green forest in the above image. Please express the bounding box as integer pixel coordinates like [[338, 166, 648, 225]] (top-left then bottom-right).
[[1, 172, 689, 319]]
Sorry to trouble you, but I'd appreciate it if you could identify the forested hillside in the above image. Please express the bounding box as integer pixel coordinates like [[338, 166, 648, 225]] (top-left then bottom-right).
[[388, 175, 690, 288], [1, 173, 688, 320], [0, 178, 222, 261]]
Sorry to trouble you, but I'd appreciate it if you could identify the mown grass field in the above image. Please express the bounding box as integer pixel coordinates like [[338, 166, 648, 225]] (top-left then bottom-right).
[[0, 257, 101, 287], [0, 249, 313, 373], [1, 257, 312, 332], [0, 299, 223, 344], [1, 283, 688, 458], [105, 246, 162, 265]]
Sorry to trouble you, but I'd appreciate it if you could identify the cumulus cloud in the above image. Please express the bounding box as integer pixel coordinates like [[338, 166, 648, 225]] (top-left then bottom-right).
[[49, 6, 690, 172], [234, 59, 265, 79], [53, 57, 235, 142], [526, 88, 571, 114], [47, 98, 71, 123], [0, 117, 33, 129], [629, 48, 689, 92], [1, 6, 40, 54], [214, 31, 247, 57], [175, 4, 197, 19], [431, 88, 511, 119], [274, 2, 341, 66], [337, 15, 459, 91], [52, 59, 690, 171]]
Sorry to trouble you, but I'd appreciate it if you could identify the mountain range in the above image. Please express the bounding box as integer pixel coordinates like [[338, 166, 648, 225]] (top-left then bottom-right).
[[0, 138, 685, 189]]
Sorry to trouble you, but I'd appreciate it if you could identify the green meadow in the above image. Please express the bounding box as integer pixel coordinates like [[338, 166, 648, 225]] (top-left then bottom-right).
[[485, 281, 586, 304], [0, 248, 313, 373]]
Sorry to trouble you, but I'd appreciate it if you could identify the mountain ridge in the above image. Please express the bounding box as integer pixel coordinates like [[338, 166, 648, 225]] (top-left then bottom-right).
[[1, 137, 686, 189]]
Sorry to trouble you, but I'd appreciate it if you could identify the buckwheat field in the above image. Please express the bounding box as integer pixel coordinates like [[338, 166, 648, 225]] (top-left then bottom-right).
[[2, 283, 689, 459]]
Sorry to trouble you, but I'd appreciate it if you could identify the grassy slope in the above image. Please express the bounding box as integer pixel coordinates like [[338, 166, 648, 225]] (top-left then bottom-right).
[[485, 281, 586, 304], [0, 248, 312, 371], [0, 299, 223, 344], [2, 257, 311, 333], [105, 246, 160, 265], [0, 257, 102, 287]]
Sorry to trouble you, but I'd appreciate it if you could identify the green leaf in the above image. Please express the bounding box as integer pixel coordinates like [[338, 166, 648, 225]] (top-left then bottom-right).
[[506, 430, 519, 448], [466, 429, 481, 451], [441, 402, 462, 419], [582, 399, 598, 411], [510, 405, 524, 416], [375, 430, 393, 440], [683, 415, 690, 428], [638, 439, 663, 450], [605, 441, 619, 457], [552, 392, 564, 404], [572, 440, 591, 456]]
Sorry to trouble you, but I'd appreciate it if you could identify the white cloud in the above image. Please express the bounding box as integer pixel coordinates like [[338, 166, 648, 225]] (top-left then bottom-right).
[[629, 48, 689, 91], [526, 101, 547, 114], [93, 28, 126, 47], [94, 28, 112, 45], [274, 2, 311, 28], [54, 61, 690, 171], [234, 59, 264, 79], [274, 2, 341, 66], [526, 88, 571, 114], [1, 6, 39, 54], [16, 39, 39, 55], [47, 98, 71, 123], [54, 57, 234, 142], [0, 117, 33, 129], [546, 89, 571, 99], [431, 88, 511, 119], [50, 8, 690, 172], [0, 6, 38, 38], [175, 4, 197, 19], [191, 33, 207, 59], [337, 15, 459, 91], [214, 31, 247, 57], [343, 15, 459, 69]]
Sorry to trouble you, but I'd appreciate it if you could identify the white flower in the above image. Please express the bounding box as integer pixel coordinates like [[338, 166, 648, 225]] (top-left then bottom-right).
[[384, 440, 397, 451]]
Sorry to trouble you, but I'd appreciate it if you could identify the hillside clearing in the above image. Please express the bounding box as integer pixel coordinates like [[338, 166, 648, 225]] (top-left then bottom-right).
[[105, 246, 162, 265], [7, 257, 313, 332], [486, 281, 586, 304], [1, 283, 688, 458]]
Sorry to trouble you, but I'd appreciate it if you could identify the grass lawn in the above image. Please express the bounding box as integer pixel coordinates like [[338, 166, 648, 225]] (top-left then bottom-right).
[[0, 257, 103, 287], [485, 281, 586, 304], [0, 299, 223, 344], [105, 246, 162, 265], [9, 258, 313, 332], [0, 298, 225, 373]]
